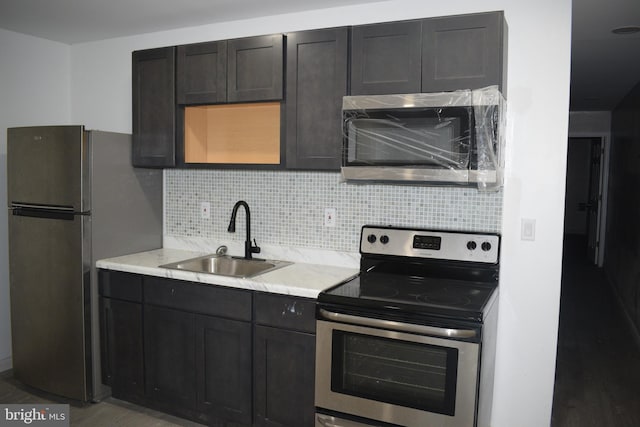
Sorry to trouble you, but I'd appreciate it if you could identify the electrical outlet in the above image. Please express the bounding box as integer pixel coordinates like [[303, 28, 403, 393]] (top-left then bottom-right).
[[324, 208, 337, 227], [200, 202, 211, 219]]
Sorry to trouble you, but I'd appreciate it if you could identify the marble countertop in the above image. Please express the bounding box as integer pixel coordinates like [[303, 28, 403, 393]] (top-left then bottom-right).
[[96, 248, 360, 299]]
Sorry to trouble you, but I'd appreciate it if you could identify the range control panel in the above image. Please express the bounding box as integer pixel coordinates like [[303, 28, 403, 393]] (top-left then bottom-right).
[[360, 226, 500, 264]]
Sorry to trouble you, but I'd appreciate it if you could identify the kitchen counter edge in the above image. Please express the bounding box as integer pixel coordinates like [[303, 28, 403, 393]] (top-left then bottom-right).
[[96, 248, 359, 299]]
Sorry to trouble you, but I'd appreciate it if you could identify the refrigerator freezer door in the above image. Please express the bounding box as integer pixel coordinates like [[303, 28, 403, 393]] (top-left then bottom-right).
[[8, 210, 91, 401], [7, 126, 88, 212]]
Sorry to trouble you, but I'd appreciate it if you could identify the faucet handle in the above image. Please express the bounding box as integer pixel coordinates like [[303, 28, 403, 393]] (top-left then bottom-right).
[[251, 238, 261, 254]]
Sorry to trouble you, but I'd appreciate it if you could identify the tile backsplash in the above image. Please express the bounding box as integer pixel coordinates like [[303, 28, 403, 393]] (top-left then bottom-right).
[[165, 170, 503, 253]]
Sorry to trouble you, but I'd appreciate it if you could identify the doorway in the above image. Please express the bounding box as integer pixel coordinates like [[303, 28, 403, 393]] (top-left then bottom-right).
[[563, 137, 605, 265], [552, 134, 640, 426]]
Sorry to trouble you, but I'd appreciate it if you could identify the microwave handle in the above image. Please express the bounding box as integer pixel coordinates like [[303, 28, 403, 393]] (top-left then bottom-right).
[[318, 308, 477, 339]]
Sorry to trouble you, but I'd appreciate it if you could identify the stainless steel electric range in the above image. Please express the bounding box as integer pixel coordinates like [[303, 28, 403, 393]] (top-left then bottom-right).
[[315, 226, 500, 427]]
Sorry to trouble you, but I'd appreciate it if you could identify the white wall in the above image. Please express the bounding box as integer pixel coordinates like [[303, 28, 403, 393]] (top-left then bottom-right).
[[0, 29, 72, 371], [0, 0, 568, 425]]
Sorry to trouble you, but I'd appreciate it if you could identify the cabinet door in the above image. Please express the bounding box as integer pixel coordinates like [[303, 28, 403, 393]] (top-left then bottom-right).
[[196, 315, 252, 425], [177, 41, 227, 104], [100, 298, 144, 402], [132, 47, 176, 167], [422, 12, 506, 93], [351, 21, 422, 95], [227, 35, 283, 102], [254, 326, 316, 427], [285, 28, 348, 170], [144, 305, 197, 411]]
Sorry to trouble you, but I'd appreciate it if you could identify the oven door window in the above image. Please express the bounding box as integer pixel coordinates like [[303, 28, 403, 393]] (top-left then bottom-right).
[[344, 107, 471, 169], [331, 331, 458, 416]]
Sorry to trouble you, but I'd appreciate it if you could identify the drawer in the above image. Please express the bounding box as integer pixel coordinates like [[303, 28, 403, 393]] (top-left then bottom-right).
[[254, 293, 316, 333], [143, 276, 252, 321], [99, 270, 143, 302]]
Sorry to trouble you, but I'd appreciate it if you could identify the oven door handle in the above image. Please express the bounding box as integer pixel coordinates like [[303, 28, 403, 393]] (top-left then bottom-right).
[[319, 308, 477, 339]]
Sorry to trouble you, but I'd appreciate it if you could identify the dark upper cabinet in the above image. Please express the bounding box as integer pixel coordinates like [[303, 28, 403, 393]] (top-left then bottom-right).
[[228, 34, 284, 102], [285, 28, 348, 170], [351, 20, 422, 95], [144, 305, 197, 411], [196, 315, 252, 425], [351, 12, 507, 95], [132, 47, 176, 167], [422, 11, 507, 94], [176, 35, 283, 105], [176, 41, 227, 104]]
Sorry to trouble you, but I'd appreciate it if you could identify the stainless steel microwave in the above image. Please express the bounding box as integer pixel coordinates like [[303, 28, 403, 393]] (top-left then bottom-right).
[[341, 86, 505, 188]]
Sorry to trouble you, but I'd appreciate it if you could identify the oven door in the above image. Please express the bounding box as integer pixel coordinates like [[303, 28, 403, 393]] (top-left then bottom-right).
[[315, 314, 480, 427]]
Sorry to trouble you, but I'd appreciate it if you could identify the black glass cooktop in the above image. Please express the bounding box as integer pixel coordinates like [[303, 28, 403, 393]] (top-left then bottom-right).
[[319, 267, 497, 323]]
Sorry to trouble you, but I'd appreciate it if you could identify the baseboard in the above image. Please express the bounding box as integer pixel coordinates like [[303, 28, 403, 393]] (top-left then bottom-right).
[[0, 356, 12, 373], [605, 272, 640, 350]]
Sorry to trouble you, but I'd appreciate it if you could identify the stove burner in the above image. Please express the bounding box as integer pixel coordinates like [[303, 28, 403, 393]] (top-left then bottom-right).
[[414, 289, 473, 308], [360, 283, 399, 299]]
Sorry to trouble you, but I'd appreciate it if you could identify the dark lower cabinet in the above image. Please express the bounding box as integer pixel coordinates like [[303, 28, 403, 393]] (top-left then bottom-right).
[[254, 326, 316, 427], [285, 28, 348, 170], [197, 315, 252, 425], [99, 270, 145, 403], [254, 293, 316, 427], [100, 298, 144, 403], [100, 271, 316, 427], [142, 304, 253, 425], [143, 305, 197, 413]]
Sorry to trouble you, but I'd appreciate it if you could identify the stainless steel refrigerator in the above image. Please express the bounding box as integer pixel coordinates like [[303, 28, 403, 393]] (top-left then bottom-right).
[[7, 125, 162, 402]]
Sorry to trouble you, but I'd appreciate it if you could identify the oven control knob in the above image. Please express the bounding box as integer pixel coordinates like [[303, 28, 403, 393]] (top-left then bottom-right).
[[367, 234, 377, 244], [466, 241, 477, 250], [481, 241, 492, 252], [380, 235, 389, 244]]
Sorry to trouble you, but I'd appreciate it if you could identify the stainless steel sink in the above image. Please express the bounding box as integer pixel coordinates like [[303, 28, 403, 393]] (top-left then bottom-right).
[[160, 254, 291, 278]]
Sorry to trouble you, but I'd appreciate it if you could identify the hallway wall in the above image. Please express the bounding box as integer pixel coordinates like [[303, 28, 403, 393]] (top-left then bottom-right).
[[604, 79, 640, 334]]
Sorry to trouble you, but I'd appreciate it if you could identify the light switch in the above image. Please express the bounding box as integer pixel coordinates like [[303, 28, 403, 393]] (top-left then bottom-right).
[[521, 218, 536, 241]]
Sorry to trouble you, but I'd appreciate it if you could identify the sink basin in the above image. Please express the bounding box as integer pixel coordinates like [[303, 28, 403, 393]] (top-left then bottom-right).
[[160, 254, 291, 278]]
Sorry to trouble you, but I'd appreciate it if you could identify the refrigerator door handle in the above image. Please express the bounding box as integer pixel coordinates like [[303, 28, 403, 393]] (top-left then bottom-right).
[[11, 203, 76, 221]]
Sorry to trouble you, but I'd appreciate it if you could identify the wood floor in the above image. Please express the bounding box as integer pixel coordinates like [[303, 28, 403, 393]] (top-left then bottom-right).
[[0, 372, 204, 426], [551, 235, 640, 426]]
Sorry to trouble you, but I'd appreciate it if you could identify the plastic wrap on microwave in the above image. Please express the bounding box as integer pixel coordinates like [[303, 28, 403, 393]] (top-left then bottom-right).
[[341, 86, 506, 191], [472, 86, 506, 191]]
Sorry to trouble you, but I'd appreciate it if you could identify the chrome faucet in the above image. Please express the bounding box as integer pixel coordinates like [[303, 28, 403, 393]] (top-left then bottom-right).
[[227, 200, 260, 259]]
